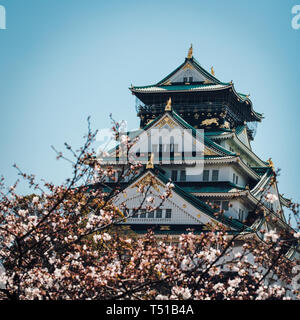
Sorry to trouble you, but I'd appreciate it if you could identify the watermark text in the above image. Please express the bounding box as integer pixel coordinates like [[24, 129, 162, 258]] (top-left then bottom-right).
[[292, 5, 300, 30], [0, 5, 6, 30]]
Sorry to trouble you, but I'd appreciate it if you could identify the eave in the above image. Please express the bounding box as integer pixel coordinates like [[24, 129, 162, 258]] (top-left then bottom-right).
[[204, 156, 261, 181], [210, 128, 268, 167]]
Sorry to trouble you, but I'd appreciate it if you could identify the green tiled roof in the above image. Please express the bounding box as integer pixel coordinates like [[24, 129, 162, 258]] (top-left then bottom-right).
[[204, 129, 233, 136], [131, 83, 230, 93], [176, 181, 246, 193], [235, 125, 245, 135], [251, 166, 271, 176]]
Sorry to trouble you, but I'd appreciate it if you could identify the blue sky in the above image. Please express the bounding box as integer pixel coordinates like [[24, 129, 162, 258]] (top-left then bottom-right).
[[0, 0, 299, 223]]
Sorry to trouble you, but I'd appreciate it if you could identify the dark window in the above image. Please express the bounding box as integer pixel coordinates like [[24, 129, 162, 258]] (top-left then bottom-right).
[[214, 201, 221, 209], [148, 211, 154, 218], [140, 209, 146, 218], [136, 148, 140, 158], [183, 77, 187, 83], [159, 136, 163, 161], [132, 209, 138, 218], [156, 209, 162, 218], [166, 209, 172, 219], [222, 201, 229, 211], [212, 170, 219, 181], [203, 170, 210, 182], [236, 175, 239, 185], [117, 171, 122, 181], [238, 209, 244, 221], [171, 170, 178, 181], [180, 170, 186, 181], [108, 172, 116, 182], [189, 77, 193, 83], [233, 173, 236, 184]]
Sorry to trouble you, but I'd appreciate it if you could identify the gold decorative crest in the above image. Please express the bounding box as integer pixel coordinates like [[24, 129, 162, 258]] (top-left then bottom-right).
[[155, 116, 176, 129], [187, 44, 193, 59], [165, 97, 172, 111], [146, 153, 154, 169], [201, 118, 219, 126], [204, 147, 218, 156], [183, 63, 193, 70], [267, 158, 275, 170], [131, 173, 164, 193]]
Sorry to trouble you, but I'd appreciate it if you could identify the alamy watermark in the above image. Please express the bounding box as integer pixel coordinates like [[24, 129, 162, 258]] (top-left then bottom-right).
[[95, 122, 205, 176], [0, 5, 6, 30], [292, 5, 300, 30]]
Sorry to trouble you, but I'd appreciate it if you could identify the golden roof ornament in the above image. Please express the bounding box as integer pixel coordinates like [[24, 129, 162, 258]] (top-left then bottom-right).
[[160, 226, 170, 231], [267, 158, 275, 170], [146, 153, 154, 169], [187, 44, 193, 59], [211, 66, 215, 76], [165, 97, 172, 111]]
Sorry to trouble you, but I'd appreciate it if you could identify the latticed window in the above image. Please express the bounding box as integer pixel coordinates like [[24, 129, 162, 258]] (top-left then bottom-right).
[[156, 209, 162, 218], [132, 209, 139, 218], [203, 170, 209, 181], [116, 171, 122, 181], [140, 209, 146, 218], [214, 201, 221, 209], [222, 201, 229, 211], [239, 209, 244, 221], [180, 170, 186, 181], [166, 209, 172, 219], [171, 170, 178, 181], [147, 210, 154, 218], [212, 170, 219, 181]]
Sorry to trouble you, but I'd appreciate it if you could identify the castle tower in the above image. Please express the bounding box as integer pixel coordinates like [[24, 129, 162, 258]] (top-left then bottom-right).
[[101, 47, 297, 257]]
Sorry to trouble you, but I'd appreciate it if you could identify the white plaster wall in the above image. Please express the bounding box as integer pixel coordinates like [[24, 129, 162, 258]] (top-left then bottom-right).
[[113, 174, 220, 226], [160, 163, 249, 187], [224, 199, 249, 221]]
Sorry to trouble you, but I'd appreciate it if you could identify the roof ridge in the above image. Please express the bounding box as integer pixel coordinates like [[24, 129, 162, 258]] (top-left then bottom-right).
[[190, 57, 222, 84]]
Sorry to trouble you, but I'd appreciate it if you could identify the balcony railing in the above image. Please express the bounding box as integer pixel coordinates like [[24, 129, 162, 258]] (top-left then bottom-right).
[[136, 102, 228, 114]]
